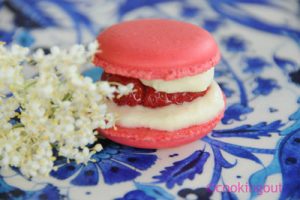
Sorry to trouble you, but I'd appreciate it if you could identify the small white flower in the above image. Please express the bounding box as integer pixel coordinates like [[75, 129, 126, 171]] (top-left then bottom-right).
[[99, 81, 116, 99], [33, 49, 45, 61], [10, 156, 20, 166], [50, 46, 60, 56], [1, 156, 10, 166], [94, 144, 103, 152], [88, 41, 99, 54]]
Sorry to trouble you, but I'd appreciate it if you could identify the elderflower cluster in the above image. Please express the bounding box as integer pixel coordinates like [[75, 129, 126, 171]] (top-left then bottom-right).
[[0, 42, 132, 177]]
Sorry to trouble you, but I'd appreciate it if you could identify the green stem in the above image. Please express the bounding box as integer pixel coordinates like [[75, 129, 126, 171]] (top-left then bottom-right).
[[12, 123, 25, 129], [24, 80, 37, 90], [62, 93, 72, 101]]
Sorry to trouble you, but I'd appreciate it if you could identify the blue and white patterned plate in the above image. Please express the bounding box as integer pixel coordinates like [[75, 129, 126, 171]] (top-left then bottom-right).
[[0, 1, 300, 199]]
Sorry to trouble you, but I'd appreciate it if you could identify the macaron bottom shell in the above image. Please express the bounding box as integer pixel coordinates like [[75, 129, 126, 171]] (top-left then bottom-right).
[[98, 106, 225, 149]]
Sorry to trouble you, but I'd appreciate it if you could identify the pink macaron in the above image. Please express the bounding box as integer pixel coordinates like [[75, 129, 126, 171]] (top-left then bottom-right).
[[94, 19, 225, 149]]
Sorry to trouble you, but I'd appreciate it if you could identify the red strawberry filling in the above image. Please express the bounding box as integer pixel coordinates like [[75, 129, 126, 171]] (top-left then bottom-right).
[[101, 72, 208, 108], [101, 72, 144, 106]]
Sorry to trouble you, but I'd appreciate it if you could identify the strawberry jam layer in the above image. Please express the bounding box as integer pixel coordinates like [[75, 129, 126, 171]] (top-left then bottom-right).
[[101, 72, 209, 108]]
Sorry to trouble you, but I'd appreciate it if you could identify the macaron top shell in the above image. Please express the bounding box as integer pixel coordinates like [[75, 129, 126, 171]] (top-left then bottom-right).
[[94, 19, 220, 80]]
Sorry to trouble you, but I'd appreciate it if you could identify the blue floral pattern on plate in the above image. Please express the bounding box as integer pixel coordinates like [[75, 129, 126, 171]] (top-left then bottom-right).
[[51, 140, 157, 186], [0, 0, 299, 199]]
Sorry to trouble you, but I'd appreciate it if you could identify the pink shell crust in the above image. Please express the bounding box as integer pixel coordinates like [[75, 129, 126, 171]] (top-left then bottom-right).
[[98, 109, 224, 149], [94, 19, 220, 80], [98, 94, 225, 149]]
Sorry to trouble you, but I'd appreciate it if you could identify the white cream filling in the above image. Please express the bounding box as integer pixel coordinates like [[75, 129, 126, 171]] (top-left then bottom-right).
[[107, 81, 224, 131], [141, 68, 214, 93]]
